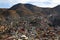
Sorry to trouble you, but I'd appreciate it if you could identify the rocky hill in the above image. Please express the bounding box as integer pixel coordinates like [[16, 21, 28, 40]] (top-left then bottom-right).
[[0, 3, 60, 40]]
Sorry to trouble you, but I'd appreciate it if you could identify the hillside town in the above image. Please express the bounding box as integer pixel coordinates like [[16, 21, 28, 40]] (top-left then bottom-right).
[[0, 16, 60, 40]]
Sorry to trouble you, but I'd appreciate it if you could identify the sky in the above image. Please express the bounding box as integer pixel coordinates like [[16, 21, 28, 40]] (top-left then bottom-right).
[[0, 0, 60, 8]]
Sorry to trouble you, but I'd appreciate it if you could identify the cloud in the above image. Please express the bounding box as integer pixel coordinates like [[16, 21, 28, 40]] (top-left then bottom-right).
[[28, 0, 59, 8], [30, 2, 57, 8], [8, 0, 29, 4], [0, 0, 60, 8], [52, 0, 60, 4], [8, 0, 60, 8]]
